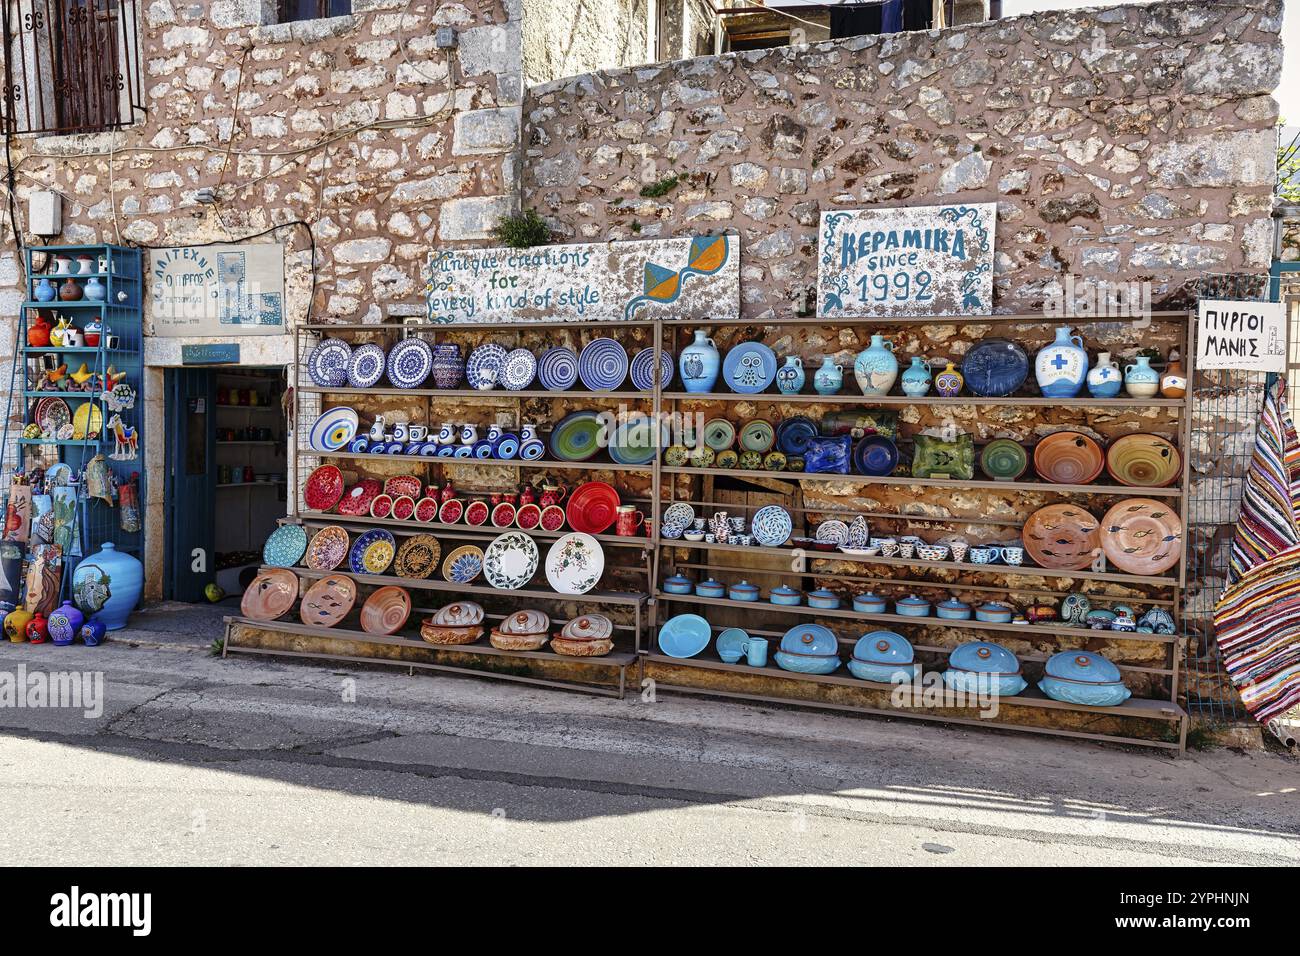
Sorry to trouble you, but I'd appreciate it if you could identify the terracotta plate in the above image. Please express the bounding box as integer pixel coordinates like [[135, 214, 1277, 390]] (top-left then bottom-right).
[[1105, 434, 1182, 488], [1022, 504, 1101, 571], [1100, 498, 1183, 575], [360, 585, 411, 635], [299, 574, 357, 628], [1033, 431, 1104, 485], [305, 526, 350, 571], [240, 568, 299, 622]]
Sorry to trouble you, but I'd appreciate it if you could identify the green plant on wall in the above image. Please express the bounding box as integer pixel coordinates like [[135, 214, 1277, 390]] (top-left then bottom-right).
[[639, 174, 679, 198], [1278, 122, 1300, 204], [491, 209, 551, 248]]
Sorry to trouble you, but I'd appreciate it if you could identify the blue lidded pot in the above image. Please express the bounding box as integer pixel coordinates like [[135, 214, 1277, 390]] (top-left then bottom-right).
[[896, 594, 931, 617], [729, 580, 761, 602], [807, 588, 841, 609], [848, 630, 916, 683], [770, 584, 803, 606], [853, 591, 887, 613], [974, 601, 1013, 623], [663, 574, 693, 595], [943, 641, 1026, 696], [774, 624, 842, 674], [1038, 650, 1131, 707], [695, 578, 726, 598], [936, 598, 972, 620]]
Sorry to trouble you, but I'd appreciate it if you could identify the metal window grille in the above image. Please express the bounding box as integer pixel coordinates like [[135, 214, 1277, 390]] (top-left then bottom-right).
[[1, 0, 144, 136], [276, 0, 351, 24]]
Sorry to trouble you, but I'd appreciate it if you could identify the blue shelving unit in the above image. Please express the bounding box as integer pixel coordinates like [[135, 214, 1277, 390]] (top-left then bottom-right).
[[4, 244, 146, 580]]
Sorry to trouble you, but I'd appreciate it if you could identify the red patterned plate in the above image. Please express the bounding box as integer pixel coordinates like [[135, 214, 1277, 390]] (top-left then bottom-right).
[[516, 503, 541, 530], [491, 502, 516, 528], [439, 497, 465, 524], [540, 504, 566, 532], [384, 475, 422, 500], [337, 479, 382, 516], [303, 465, 345, 512], [370, 493, 393, 518], [464, 499, 489, 526], [566, 481, 620, 534], [414, 496, 439, 522], [391, 495, 416, 520]]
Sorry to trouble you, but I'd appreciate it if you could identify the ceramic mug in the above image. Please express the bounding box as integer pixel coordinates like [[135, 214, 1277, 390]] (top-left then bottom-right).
[[744, 636, 769, 667], [392, 421, 409, 441], [1001, 546, 1024, 566], [408, 425, 428, 442], [969, 546, 996, 564], [616, 505, 644, 536]]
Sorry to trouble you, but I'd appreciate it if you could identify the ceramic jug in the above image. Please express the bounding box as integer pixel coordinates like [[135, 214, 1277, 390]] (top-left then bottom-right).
[[26, 315, 51, 347], [934, 361, 963, 397], [369, 415, 388, 442], [1086, 352, 1122, 399], [1035, 326, 1089, 397], [813, 357, 843, 395], [679, 330, 720, 393], [900, 356, 932, 397], [776, 356, 805, 394], [853, 334, 898, 396], [58, 277, 82, 302], [84, 276, 106, 301], [1160, 354, 1187, 399], [1124, 355, 1160, 398], [33, 277, 56, 302]]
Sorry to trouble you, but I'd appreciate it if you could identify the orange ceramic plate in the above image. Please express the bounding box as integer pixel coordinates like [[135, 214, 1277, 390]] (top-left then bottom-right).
[[360, 585, 411, 635], [1100, 498, 1184, 575], [1022, 504, 1101, 571], [1105, 434, 1182, 488], [1032, 431, 1104, 485], [240, 568, 299, 622], [299, 574, 357, 628]]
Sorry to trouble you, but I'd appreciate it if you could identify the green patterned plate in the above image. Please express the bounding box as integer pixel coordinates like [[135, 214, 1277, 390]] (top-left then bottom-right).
[[980, 438, 1028, 481], [549, 410, 604, 462]]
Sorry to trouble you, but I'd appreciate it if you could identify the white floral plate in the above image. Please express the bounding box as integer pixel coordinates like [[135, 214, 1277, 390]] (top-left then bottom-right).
[[752, 505, 793, 548], [545, 532, 605, 594], [483, 530, 539, 590]]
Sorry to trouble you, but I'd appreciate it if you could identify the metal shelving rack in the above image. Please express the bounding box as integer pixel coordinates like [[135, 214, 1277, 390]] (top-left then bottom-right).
[[6, 244, 145, 582]]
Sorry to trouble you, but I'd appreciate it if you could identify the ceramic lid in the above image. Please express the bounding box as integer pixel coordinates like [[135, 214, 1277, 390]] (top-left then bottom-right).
[[854, 591, 885, 603], [938, 599, 971, 611], [778, 623, 839, 657], [500, 608, 550, 635], [1044, 650, 1123, 685], [770, 584, 801, 597], [949, 641, 1021, 675], [433, 601, 484, 626], [561, 613, 614, 641], [897, 594, 930, 608], [808, 588, 838, 600], [852, 630, 914, 665]]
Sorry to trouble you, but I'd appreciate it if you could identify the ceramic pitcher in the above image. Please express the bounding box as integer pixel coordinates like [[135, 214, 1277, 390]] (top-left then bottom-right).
[[853, 334, 898, 396], [900, 356, 932, 397], [1160, 354, 1187, 398], [1086, 352, 1122, 398], [1124, 355, 1160, 398], [776, 356, 805, 394], [679, 330, 720, 393], [1035, 326, 1089, 398], [813, 357, 843, 395]]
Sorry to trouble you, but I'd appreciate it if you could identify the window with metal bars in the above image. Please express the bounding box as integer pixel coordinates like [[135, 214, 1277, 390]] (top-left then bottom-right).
[[276, 0, 351, 23], [1, 0, 144, 136]]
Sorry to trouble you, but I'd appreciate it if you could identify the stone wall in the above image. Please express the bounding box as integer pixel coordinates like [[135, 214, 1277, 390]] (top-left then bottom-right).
[[521, 0, 650, 87]]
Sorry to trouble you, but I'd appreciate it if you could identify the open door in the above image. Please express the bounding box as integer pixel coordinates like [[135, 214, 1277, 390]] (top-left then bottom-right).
[[164, 368, 216, 601]]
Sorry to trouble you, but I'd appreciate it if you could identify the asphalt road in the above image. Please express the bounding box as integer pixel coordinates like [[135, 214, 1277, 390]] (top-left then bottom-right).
[[0, 607, 1297, 866]]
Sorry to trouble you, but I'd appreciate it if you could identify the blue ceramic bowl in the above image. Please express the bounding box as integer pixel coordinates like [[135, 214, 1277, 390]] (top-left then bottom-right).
[[1038, 676, 1131, 706], [936, 599, 972, 620], [729, 581, 761, 602], [779, 623, 839, 656], [807, 588, 841, 609], [943, 641, 1026, 696], [716, 627, 750, 660], [943, 669, 1027, 696], [854, 435, 899, 477], [975, 602, 1013, 623], [663, 574, 693, 595], [658, 614, 711, 658], [848, 659, 916, 683], [1038, 650, 1131, 706], [896, 595, 931, 617], [849, 631, 914, 684], [775, 650, 842, 675], [853, 592, 887, 613], [696, 579, 726, 598]]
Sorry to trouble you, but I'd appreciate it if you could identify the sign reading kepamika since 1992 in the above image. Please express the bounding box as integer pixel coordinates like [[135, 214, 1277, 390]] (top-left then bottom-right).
[[817, 203, 996, 317], [1196, 299, 1286, 372], [425, 235, 739, 323]]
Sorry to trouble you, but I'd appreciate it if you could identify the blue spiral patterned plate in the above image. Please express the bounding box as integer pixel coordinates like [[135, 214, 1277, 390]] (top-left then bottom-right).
[[263, 524, 308, 567], [308, 407, 359, 452], [467, 343, 507, 390], [347, 343, 386, 389], [722, 342, 777, 394], [578, 338, 628, 391], [501, 348, 537, 390], [307, 338, 351, 388], [751, 505, 793, 548], [386, 337, 433, 389], [537, 347, 578, 391], [630, 347, 674, 391]]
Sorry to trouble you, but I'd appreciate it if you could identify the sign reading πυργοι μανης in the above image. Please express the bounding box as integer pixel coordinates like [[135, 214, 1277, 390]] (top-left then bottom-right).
[[1196, 299, 1286, 372], [149, 243, 285, 336], [425, 234, 739, 323], [816, 203, 996, 318]]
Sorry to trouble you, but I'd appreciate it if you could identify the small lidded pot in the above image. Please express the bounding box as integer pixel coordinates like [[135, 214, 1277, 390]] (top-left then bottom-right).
[[853, 591, 888, 614], [695, 578, 726, 599], [769, 584, 803, 606], [943, 641, 1027, 697], [663, 574, 694, 595], [807, 588, 841, 609], [848, 630, 916, 683], [729, 580, 760, 602], [1038, 650, 1131, 707], [895, 594, 931, 617], [936, 598, 972, 620], [975, 601, 1014, 623]]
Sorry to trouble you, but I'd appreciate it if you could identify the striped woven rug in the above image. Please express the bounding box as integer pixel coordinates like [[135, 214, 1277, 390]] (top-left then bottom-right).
[[1228, 379, 1300, 584]]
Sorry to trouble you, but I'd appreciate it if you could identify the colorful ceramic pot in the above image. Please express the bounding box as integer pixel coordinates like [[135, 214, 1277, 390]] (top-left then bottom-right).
[[813, 357, 843, 395], [1035, 326, 1089, 398], [431, 343, 464, 389], [34, 278, 56, 302], [943, 641, 1027, 696], [1086, 352, 1122, 398], [853, 592, 887, 614], [83, 276, 106, 301], [25, 612, 49, 644], [900, 356, 932, 397], [934, 361, 963, 397], [48, 600, 84, 645], [1124, 355, 1160, 398], [72, 542, 143, 630], [59, 277, 83, 301], [679, 330, 720, 393], [776, 356, 805, 394], [770, 584, 803, 606], [729, 580, 761, 602], [854, 334, 898, 396], [4, 606, 32, 642], [79, 619, 107, 646]]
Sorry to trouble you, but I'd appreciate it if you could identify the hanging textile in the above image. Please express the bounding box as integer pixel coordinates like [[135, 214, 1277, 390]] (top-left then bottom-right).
[[1215, 378, 1300, 740]]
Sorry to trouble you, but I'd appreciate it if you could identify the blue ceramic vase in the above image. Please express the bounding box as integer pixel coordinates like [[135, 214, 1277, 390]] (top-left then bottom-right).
[[776, 356, 805, 394], [1086, 351, 1122, 398], [72, 542, 143, 631], [83, 277, 106, 301], [679, 330, 720, 393], [1035, 327, 1089, 398], [853, 334, 898, 396], [900, 356, 932, 397], [812, 357, 843, 395], [34, 277, 56, 302]]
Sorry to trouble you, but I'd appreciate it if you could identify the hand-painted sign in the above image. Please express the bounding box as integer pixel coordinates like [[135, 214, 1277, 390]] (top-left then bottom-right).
[[150, 243, 285, 336], [817, 203, 996, 317], [181, 344, 241, 365], [425, 234, 739, 323], [1196, 299, 1286, 372]]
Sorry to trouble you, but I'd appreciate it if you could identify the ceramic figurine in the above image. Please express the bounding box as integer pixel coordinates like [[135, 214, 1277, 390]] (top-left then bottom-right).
[[934, 361, 963, 397], [1035, 326, 1089, 397], [900, 356, 932, 397], [679, 330, 720, 393], [1110, 604, 1138, 632], [1086, 352, 1122, 398], [1124, 355, 1160, 398], [1138, 607, 1176, 634], [1160, 353, 1187, 399], [853, 334, 898, 396], [1059, 592, 1091, 627], [50, 315, 73, 347], [813, 356, 843, 395], [33, 278, 56, 302], [776, 356, 805, 394]]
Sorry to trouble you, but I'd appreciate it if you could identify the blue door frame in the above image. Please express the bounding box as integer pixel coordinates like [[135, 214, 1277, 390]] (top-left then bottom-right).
[[163, 368, 217, 602]]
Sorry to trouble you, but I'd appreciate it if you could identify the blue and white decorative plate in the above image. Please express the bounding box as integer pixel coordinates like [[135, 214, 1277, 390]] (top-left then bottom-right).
[[307, 338, 351, 388], [308, 407, 359, 452], [347, 343, 386, 389], [501, 348, 538, 390], [263, 524, 308, 567], [467, 343, 507, 390], [630, 347, 674, 391], [752, 505, 793, 547], [520, 439, 546, 461], [722, 342, 777, 394], [578, 338, 628, 391], [537, 347, 579, 391], [349, 528, 396, 574], [386, 338, 433, 389]]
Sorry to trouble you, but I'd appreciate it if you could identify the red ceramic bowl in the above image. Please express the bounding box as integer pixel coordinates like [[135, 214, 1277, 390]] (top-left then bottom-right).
[[464, 499, 490, 527], [414, 496, 439, 522], [516, 503, 541, 530], [438, 497, 464, 524], [540, 504, 566, 532], [391, 495, 416, 521], [491, 502, 516, 528], [303, 465, 345, 512], [369, 494, 393, 519]]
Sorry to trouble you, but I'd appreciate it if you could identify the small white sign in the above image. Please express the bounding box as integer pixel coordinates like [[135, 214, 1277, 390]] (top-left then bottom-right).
[[149, 243, 285, 336], [1196, 299, 1286, 372]]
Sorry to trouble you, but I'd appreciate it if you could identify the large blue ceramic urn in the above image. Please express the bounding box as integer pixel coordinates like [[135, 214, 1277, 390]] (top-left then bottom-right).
[[1035, 326, 1089, 398], [72, 542, 143, 631]]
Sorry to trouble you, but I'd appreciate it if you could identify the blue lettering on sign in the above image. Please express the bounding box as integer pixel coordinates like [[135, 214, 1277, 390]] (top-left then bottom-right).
[[182, 344, 241, 365]]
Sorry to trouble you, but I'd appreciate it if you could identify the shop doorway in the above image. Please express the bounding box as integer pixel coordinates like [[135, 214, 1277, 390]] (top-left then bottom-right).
[[164, 366, 287, 603]]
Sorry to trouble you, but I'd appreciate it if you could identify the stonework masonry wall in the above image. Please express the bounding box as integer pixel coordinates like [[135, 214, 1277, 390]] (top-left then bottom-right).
[[522, 0, 650, 87]]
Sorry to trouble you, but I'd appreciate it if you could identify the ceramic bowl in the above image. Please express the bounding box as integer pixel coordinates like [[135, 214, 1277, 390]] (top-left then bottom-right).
[[942, 641, 1026, 696], [974, 602, 1014, 623], [770, 585, 803, 606], [499, 608, 550, 635], [695, 578, 726, 598], [433, 601, 485, 627], [895, 595, 931, 617], [853, 592, 888, 614], [560, 613, 614, 641], [1038, 650, 1131, 706], [774, 650, 842, 675], [848, 630, 915, 684], [917, 544, 949, 562]]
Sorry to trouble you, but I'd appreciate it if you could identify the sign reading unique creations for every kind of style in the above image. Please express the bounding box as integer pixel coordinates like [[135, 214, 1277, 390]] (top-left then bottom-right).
[[149, 243, 285, 336], [1196, 299, 1287, 372], [816, 203, 996, 317], [425, 235, 740, 323]]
